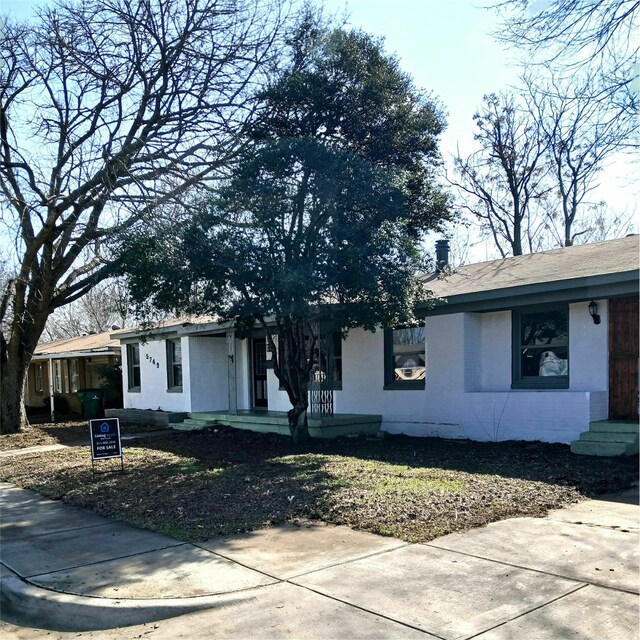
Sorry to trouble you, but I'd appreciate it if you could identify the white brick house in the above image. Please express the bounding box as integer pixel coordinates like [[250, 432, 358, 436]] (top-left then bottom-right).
[[114, 236, 639, 445]]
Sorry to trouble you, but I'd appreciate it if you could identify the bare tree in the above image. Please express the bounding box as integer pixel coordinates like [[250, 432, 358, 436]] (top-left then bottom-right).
[[526, 71, 636, 246], [0, 0, 291, 433], [452, 93, 549, 257], [570, 201, 636, 244], [43, 279, 131, 340], [494, 0, 639, 113]]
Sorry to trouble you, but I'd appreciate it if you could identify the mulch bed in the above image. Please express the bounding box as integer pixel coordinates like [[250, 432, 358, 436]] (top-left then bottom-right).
[[0, 422, 636, 543], [0, 417, 168, 450]]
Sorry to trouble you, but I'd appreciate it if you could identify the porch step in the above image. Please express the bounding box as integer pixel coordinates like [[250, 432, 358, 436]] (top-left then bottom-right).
[[587, 420, 639, 434], [171, 416, 218, 431], [184, 411, 381, 439], [577, 431, 638, 444], [571, 420, 639, 457], [570, 440, 637, 457]]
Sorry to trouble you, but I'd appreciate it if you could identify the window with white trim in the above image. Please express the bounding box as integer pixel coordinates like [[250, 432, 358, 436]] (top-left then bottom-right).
[[53, 360, 63, 394], [166, 339, 183, 390], [34, 364, 44, 393], [127, 344, 141, 390]]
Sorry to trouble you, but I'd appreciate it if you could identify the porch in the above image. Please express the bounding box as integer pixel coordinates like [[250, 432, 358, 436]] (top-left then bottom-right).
[[570, 420, 639, 457], [174, 410, 382, 439]]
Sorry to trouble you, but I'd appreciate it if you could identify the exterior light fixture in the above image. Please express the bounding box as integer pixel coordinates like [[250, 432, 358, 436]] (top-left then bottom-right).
[[588, 300, 601, 325]]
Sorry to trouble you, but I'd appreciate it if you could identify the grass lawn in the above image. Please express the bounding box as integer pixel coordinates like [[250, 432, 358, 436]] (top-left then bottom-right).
[[0, 422, 636, 543]]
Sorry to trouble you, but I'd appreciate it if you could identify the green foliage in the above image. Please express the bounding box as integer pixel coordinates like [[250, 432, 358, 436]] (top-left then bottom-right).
[[119, 16, 451, 431], [95, 362, 123, 409]]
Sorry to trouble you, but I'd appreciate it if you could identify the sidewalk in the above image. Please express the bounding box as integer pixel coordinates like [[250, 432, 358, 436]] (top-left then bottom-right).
[[1, 480, 638, 639]]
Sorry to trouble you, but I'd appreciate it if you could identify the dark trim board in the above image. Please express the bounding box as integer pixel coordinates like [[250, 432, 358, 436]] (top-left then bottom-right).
[[418, 273, 639, 317]]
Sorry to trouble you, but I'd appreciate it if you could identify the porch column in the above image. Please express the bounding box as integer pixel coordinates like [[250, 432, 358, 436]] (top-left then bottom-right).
[[227, 331, 237, 415], [48, 357, 55, 422]]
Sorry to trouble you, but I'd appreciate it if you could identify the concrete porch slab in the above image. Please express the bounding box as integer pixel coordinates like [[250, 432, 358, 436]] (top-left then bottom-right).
[[474, 585, 639, 640], [292, 544, 580, 640], [196, 521, 407, 579], [430, 516, 639, 592], [29, 544, 276, 598], [189, 411, 382, 439], [1, 522, 182, 577]]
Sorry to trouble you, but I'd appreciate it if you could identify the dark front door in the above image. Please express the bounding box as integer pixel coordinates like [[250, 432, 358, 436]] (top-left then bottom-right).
[[252, 339, 268, 408], [609, 296, 639, 420]]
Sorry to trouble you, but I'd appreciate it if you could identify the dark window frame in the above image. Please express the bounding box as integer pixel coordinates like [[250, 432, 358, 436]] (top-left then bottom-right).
[[126, 343, 141, 391], [384, 326, 426, 391], [512, 304, 569, 390], [166, 338, 183, 391]]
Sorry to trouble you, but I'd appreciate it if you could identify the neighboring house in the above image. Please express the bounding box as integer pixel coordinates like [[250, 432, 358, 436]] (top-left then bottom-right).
[[113, 236, 639, 447], [26, 328, 128, 414]]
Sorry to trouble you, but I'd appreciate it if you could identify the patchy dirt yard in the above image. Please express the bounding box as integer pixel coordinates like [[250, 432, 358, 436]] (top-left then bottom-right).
[[0, 421, 636, 543], [0, 417, 167, 450]]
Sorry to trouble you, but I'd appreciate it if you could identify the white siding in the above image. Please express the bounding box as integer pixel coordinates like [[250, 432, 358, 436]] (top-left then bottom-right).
[[480, 311, 512, 391], [121, 338, 189, 412], [188, 336, 228, 412], [121, 298, 610, 443]]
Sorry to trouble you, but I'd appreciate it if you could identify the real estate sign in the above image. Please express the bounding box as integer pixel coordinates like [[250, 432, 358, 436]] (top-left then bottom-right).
[[89, 418, 122, 461]]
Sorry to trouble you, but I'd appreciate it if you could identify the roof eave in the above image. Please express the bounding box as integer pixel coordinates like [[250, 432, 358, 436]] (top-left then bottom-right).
[[32, 348, 120, 360], [417, 270, 639, 317]]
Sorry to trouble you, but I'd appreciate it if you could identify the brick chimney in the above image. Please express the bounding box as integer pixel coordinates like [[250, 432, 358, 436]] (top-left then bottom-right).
[[435, 239, 450, 273]]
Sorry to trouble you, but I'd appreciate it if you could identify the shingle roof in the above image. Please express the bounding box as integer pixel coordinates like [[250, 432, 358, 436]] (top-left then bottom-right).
[[423, 236, 639, 300], [111, 315, 219, 340], [33, 327, 132, 357]]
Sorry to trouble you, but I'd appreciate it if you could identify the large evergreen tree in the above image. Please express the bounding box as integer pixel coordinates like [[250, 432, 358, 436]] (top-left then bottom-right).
[[121, 19, 451, 440]]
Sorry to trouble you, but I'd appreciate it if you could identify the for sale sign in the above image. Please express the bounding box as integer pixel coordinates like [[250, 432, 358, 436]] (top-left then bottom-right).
[[89, 418, 122, 461]]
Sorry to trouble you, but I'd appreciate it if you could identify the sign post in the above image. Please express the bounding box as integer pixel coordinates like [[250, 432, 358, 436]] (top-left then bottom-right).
[[89, 418, 124, 475]]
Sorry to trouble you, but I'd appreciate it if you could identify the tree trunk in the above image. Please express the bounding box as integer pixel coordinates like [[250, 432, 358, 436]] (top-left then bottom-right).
[[288, 404, 310, 444], [0, 357, 28, 434], [1, 308, 48, 434]]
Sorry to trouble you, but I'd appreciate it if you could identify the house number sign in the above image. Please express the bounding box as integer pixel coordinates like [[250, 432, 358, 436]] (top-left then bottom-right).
[[145, 354, 160, 368]]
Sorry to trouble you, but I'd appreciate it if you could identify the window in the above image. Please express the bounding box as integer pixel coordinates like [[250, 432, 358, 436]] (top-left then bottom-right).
[[69, 359, 79, 393], [34, 364, 44, 393], [513, 305, 569, 389], [53, 360, 63, 394], [166, 339, 183, 390], [62, 360, 70, 393], [384, 326, 426, 389], [127, 344, 141, 390]]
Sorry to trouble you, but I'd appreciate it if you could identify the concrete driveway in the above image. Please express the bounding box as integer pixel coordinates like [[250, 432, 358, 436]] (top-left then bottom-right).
[[1, 481, 638, 639]]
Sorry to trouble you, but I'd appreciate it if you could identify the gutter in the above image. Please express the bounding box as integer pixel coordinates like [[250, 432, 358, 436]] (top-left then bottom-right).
[[417, 271, 639, 317]]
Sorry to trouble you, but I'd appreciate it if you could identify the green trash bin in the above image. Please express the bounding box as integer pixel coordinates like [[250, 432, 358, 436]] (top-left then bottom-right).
[[77, 388, 105, 420]]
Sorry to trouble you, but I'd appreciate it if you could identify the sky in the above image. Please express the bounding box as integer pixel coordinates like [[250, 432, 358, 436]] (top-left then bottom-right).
[[322, 0, 638, 258], [322, 0, 520, 157], [2, 0, 637, 262]]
